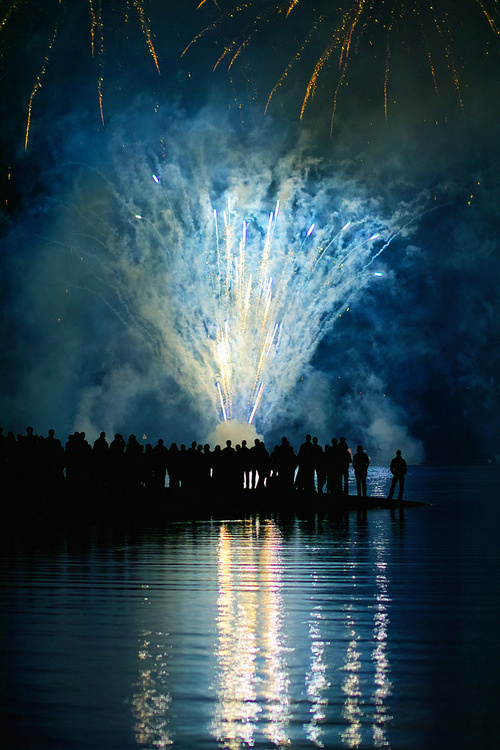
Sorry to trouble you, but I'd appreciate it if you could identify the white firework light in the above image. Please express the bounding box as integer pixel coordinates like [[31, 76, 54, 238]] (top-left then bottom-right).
[[71, 142, 415, 439], [180, 197, 382, 428]]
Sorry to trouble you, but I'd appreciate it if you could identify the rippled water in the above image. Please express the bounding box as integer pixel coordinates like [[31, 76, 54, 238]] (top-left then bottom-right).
[[1, 466, 499, 749]]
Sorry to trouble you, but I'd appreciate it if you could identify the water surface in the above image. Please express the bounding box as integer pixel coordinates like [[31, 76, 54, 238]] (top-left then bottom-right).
[[1, 466, 499, 749]]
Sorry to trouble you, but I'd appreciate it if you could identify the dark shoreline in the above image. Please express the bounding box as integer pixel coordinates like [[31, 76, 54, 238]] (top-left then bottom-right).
[[1, 484, 426, 528]]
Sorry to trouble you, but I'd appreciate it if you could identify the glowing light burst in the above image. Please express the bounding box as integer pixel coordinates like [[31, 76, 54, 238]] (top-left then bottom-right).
[[188, 1, 500, 127], [62, 141, 420, 436], [0, 0, 160, 149], [207, 200, 380, 427], [149, 194, 391, 431]]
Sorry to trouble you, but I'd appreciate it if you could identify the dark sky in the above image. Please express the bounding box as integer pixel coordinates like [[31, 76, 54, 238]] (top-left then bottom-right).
[[1, 1, 499, 462]]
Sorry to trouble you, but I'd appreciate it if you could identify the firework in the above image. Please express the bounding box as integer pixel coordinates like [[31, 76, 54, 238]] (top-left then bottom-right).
[[187, 1, 500, 128], [0, 0, 160, 149], [56, 136, 421, 438], [132, 191, 390, 430]]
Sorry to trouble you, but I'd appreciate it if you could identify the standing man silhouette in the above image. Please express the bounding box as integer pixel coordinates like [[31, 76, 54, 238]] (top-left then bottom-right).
[[387, 450, 408, 501], [352, 445, 370, 498], [338, 437, 352, 496]]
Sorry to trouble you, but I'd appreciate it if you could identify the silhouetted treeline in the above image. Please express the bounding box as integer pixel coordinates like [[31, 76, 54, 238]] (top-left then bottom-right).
[[0, 426, 363, 500]]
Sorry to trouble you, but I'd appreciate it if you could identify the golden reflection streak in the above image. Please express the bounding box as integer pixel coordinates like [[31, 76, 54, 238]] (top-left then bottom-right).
[[340, 603, 363, 748], [260, 522, 291, 746], [211, 523, 260, 748], [132, 629, 173, 748], [370, 530, 393, 747], [305, 604, 330, 747], [211, 520, 291, 748], [340, 525, 394, 748]]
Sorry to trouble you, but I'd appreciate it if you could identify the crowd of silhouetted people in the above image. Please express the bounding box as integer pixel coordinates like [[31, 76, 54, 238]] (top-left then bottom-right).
[[0, 426, 408, 501]]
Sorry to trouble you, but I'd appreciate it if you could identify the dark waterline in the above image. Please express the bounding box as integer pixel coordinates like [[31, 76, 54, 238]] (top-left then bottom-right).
[[1, 465, 499, 749]]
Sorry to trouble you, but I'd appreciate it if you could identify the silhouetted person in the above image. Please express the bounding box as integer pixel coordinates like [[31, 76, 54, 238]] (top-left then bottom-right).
[[194, 443, 207, 492], [296, 434, 316, 492], [352, 445, 370, 498], [153, 438, 169, 490], [167, 443, 181, 489], [125, 434, 143, 488], [184, 441, 199, 492], [239, 439, 251, 489], [127, 433, 142, 475], [278, 437, 297, 491], [19, 426, 41, 490], [325, 438, 342, 498], [202, 444, 212, 488], [65, 432, 92, 486], [338, 437, 352, 496], [249, 438, 269, 489], [141, 444, 154, 489], [211, 444, 223, 491], [312, 437, 325, 493], [387, 449, 407, 501], [93, 431, 109, 486], [43, 428, 64, 488], [178, 444, 188, 488], [108, 433, 126, 488], [270, 437, 296, 492], [222, 440, 238, 491], [234, 444, 243, 488], [3, 430, 17, 490], [248, 439, 259, 489]]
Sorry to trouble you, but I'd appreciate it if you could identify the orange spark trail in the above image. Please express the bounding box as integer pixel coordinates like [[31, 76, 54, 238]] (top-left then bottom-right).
[[25, 26, 59, 151], [188, 0, 500, 125], [134, 0, 161, 75]]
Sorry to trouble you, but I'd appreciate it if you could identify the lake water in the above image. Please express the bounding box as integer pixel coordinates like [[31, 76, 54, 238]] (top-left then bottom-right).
[[1, 465, 499, 749]]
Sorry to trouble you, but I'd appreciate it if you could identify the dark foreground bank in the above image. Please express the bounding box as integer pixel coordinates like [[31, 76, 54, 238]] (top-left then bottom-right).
[[1, 483, 426, 528]]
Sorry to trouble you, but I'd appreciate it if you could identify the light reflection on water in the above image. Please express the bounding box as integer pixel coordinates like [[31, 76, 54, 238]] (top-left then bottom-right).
[[132, 630, 173, 748], [210, 521, 291, 748], [370, 523, 392, 747], [2, 466, 500, 749], [130, 517, 396, 749]]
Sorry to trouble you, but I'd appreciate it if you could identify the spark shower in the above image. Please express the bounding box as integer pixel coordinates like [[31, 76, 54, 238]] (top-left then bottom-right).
[[58, 132, 419, 442]]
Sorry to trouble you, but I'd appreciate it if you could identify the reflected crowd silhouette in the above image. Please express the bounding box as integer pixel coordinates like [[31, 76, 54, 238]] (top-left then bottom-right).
[[0, 426, 409, 517]]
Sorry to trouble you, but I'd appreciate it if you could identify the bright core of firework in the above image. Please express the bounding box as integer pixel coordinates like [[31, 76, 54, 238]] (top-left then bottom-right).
[[130, 179, 391, 432], [200, 198, 368, 427], [61, 143, 414, 437], [146, 190, 382, 428]]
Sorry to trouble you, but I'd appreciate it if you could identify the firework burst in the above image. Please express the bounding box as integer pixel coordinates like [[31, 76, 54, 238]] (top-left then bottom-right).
[[52, 131, 423, 437], [187, 1, 500, 129], [0, 0, 160, 150]]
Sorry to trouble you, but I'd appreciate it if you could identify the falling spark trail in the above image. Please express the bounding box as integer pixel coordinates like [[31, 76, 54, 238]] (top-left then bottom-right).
[[217, 382, 228, 422], [249, 383, 264, 425], [3, 0, 161, 147], [189, 0, 500, 124], [24, 25, 59, 151]]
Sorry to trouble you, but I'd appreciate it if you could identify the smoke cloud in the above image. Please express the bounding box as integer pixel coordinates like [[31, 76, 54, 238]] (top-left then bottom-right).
[[0, 107, 430, 457], [1, 3, 499, 463]]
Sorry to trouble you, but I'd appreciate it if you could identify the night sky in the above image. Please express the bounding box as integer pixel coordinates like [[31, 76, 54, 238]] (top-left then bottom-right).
[[1, 1, 499, 463]]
